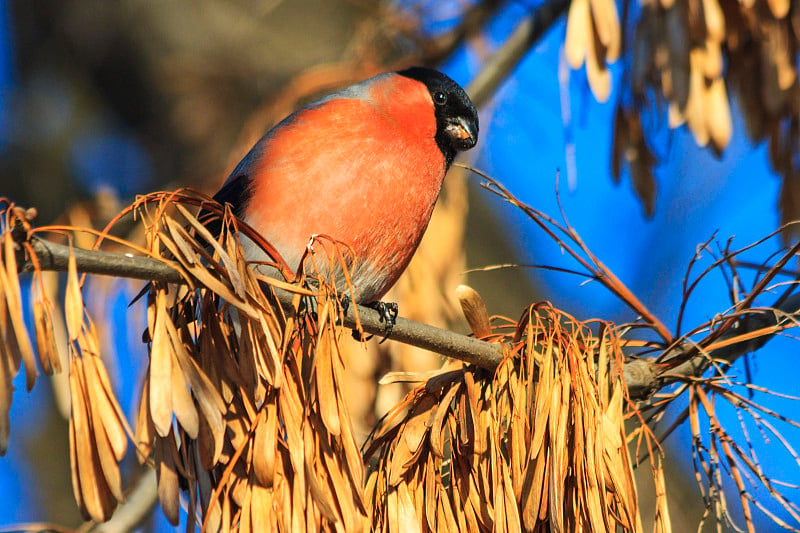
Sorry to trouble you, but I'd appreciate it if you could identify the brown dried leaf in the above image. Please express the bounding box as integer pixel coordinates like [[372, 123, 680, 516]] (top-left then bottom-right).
[[701, 0, 725, 41], [196, 406, 219, 470], [160, 234, 248, 313], [83, 352, 129, 463], [396, 483, 422, 533], [530, 345, 552, 458], [686, 0, 706, 41], [69, 356, 116, 521], [654, 459, 672, 533], [163, 216, 199, 265], [501, 463, 522, 533], [0, 368, 9, 456], [365, 306, 640, 532], [706, 76, 733, 152], [0, 351, 11, 456], [629, 134, 657, 216], [522, 441, 548, 529], [249, 480, 275, 532], [170, 348, 199, 439], [768, 0, 791, 19], [67, 388, 90, 519], [436, 485, 458, 533], [317, 306, 341, 437], [565, 0, 590, 68], [65, 251, 84, 342], [0, 271, 11, 455], [166, 315, 225, 436], [387, 432, 416, 487], [148, 295, 174, 437], [701, 39, 723, 79], [589, 0, 621, 61], [253, 400, 277, 487], [176, 204, 247, 301], [631, 9, 656, 96], [430, 383, 460, 458], [32, 294, 59, 375], [761, 20, 796, 116], [85, 369, 124, 502], [4, 232, 36, 390], [586, 13, 612, 102], [135, 374, 154, 463], [322, 441, 362, 531], [155, 432, 181, 525], [686, 49, 709, 146], [463, 372, 484, 455], [455, 285, 492, 339], [665, 6, 691, 111], [793, 0, 800, 40], [303, 424, 338, 523]]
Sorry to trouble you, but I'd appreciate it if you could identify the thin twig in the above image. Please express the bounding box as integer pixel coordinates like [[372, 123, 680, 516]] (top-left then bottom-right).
[[23, 235, 798, 402], [658, 295, 800, 386], [477, 173, 673, 341]]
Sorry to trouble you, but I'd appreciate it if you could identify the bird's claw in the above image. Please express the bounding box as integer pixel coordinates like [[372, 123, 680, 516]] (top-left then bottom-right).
[[368, 301, 398, 344], [345, 298, 398, 343], [339, 295, 367, 341], [340, 294, 351, 316], [298, 293, 318, 322]]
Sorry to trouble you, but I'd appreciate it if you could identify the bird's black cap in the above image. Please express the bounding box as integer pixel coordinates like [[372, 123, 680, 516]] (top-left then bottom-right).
[[398, 67, 479, 167]]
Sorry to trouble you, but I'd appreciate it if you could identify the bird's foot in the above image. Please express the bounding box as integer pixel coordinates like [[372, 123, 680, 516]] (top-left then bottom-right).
[[343, 297, 399, 343], [298, 293, 318, 322], [338, 295, 366, 341], [340, 294, 352, 316], [367, 301, 398, 344]]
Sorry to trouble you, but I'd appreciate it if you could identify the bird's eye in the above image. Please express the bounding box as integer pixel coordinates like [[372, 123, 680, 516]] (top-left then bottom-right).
[[433, 91, 448, 105]]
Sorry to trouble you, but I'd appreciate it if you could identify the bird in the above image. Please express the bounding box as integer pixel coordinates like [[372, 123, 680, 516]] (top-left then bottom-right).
[[209, 67, 479, 321]]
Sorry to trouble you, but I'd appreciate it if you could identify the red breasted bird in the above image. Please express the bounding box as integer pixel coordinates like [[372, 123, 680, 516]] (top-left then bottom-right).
[[212, 67, 478, 309]]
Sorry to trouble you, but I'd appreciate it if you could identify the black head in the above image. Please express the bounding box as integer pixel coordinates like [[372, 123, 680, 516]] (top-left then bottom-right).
[[398, 67, 479, 167]]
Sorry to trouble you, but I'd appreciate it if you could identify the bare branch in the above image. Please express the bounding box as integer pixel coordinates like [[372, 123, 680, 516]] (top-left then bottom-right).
[[467, 0, 571, 107], [19, 236, 798, 401], [27, 238, 184, 284], [91, 470, 158, 533], [659, 294, 800, 386], [22, 237, 505, 369], [419, 0, 506, 66]]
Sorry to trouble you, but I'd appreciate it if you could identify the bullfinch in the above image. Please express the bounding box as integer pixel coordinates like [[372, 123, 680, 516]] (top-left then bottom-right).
[[212, 67, 479, 313]]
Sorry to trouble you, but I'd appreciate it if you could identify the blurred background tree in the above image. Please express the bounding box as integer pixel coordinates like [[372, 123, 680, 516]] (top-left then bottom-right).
[[1, 0, 799, 530]]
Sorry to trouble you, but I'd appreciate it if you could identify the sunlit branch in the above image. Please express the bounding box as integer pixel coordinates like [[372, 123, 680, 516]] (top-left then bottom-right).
[[467, 0, 571, 107], [659, 296, 800, 387], [22, 235, 796, 402], [91, 470, 158, 533], [24, 237, 505, 369], [419, 0, 505, 66]]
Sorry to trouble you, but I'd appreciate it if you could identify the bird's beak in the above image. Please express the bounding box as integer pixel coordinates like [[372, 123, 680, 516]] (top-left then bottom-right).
[[445, 117, 478, 150]]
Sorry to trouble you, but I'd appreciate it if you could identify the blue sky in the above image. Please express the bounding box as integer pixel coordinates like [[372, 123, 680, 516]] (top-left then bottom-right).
[[2, 0, 799, 530], [440, 0, 797, 528]]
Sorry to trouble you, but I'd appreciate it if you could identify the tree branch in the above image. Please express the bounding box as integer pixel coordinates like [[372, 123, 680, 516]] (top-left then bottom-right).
[[21, 237, 796, 400], [420, 0, 506, 66], [90, 470, 158, 533], [23, 237, 504, 369], [467, 0, 571, 107], [30, 238, 185, 284]]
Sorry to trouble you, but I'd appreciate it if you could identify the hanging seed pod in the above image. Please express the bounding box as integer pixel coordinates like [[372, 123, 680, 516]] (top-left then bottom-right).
[[705, 76, 733, 152]]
